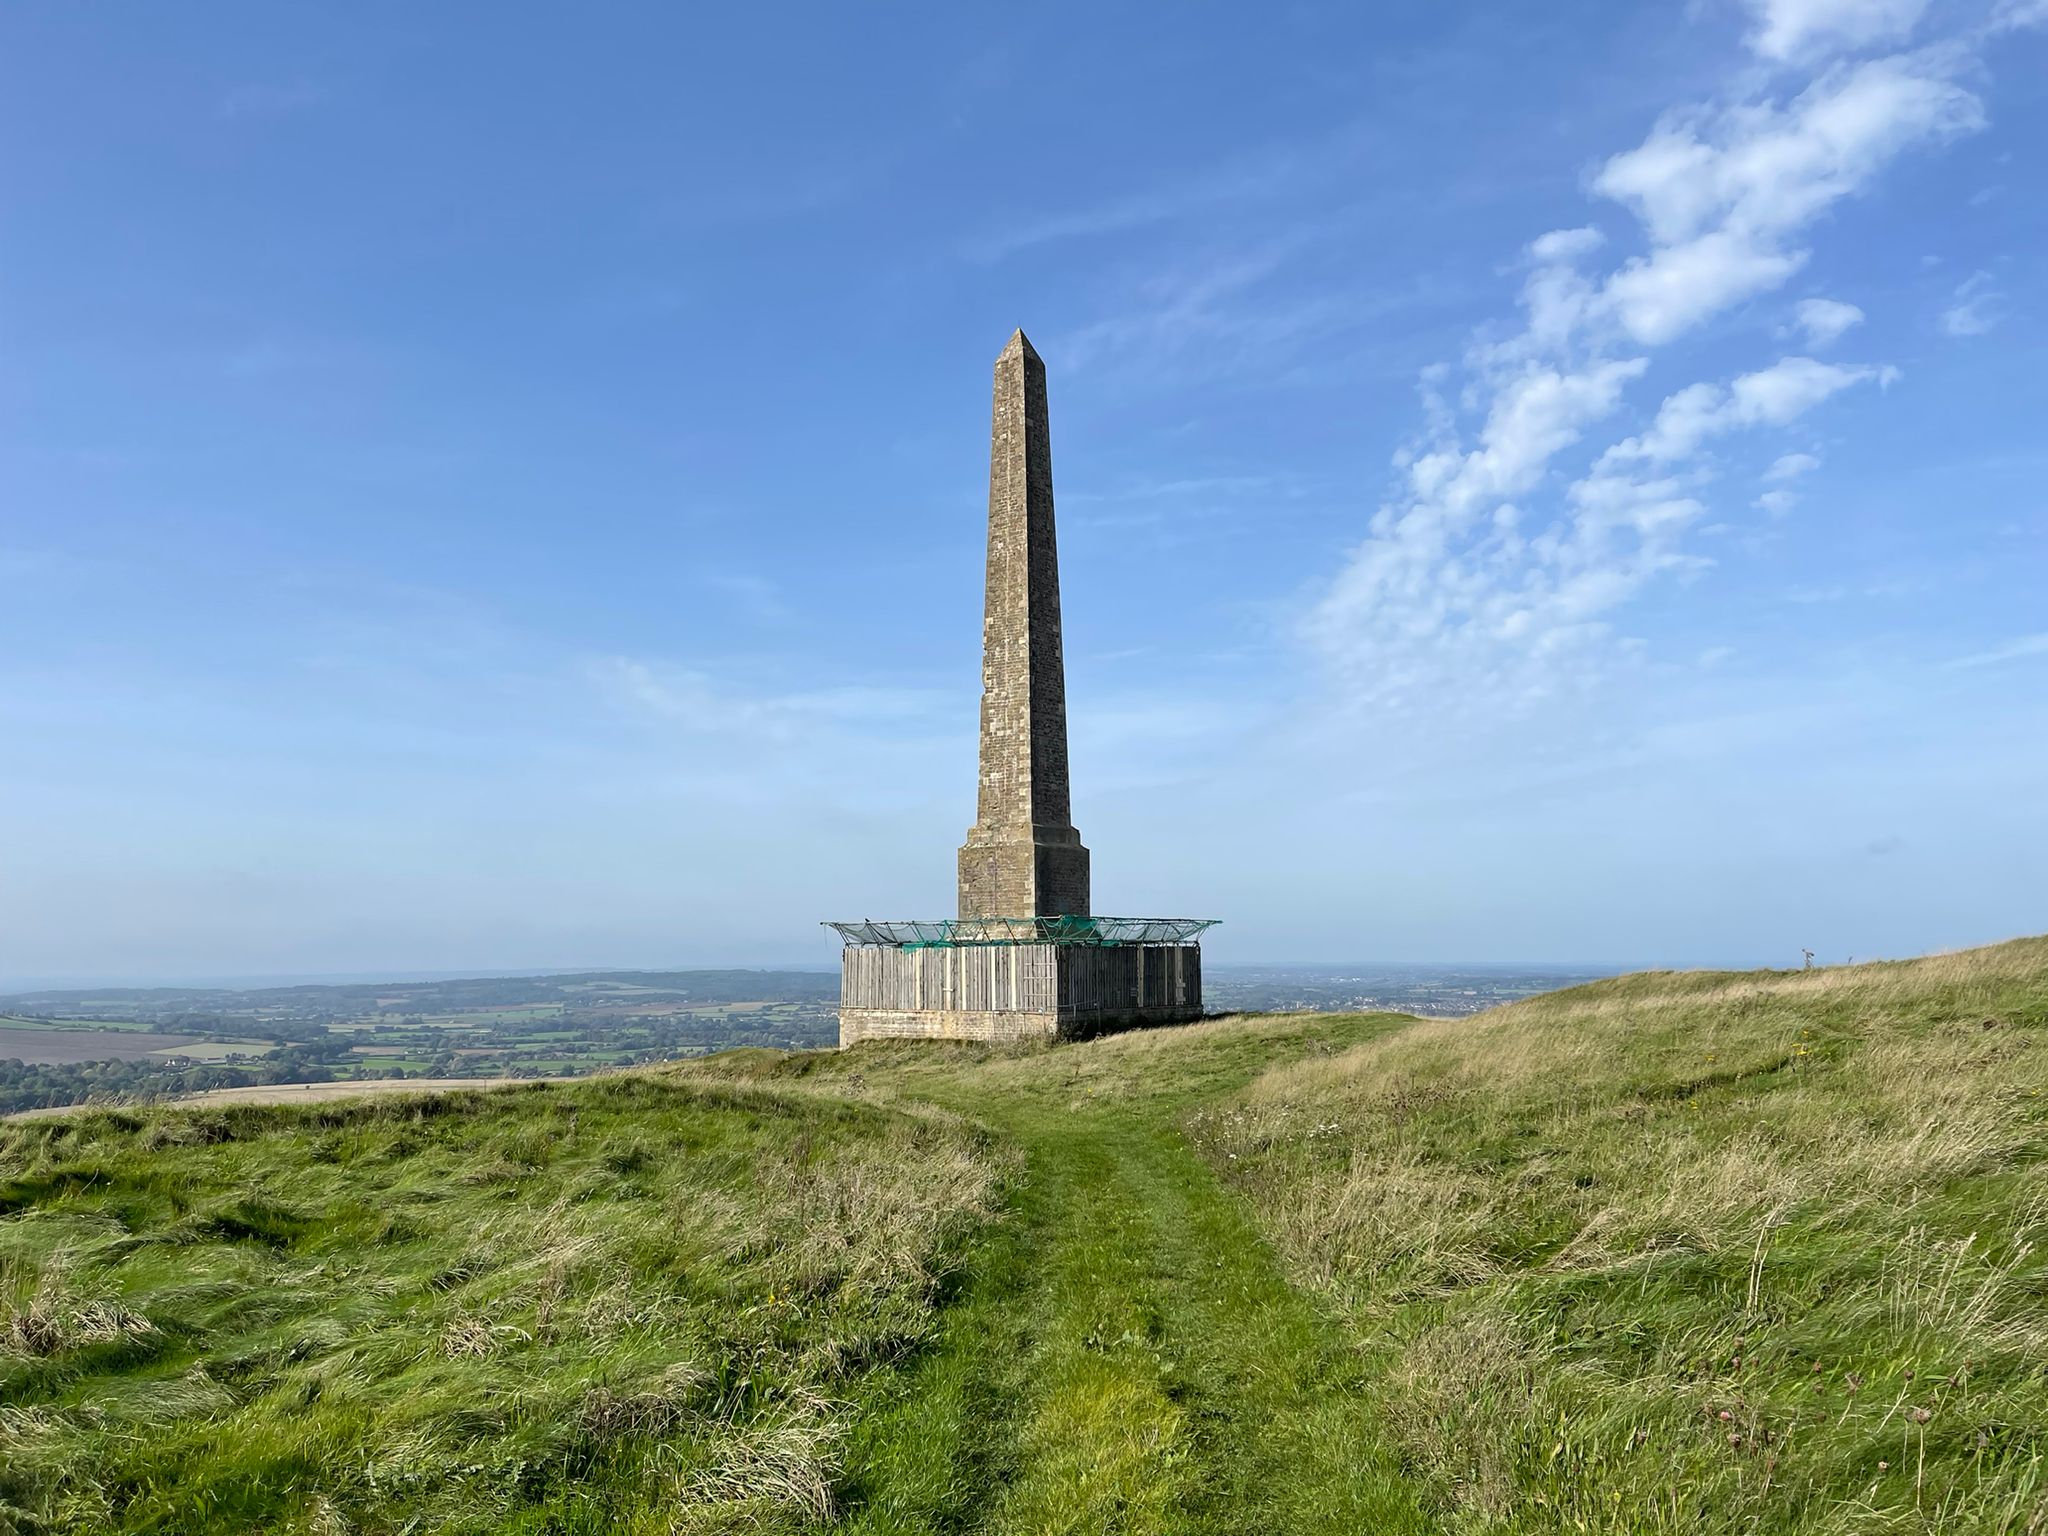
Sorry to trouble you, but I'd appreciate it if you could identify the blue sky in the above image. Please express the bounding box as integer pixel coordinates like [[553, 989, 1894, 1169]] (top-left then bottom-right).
[[3, 0, 2044, 982]]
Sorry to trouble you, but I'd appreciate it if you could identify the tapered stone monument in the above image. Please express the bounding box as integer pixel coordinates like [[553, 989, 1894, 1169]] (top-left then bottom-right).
[[826, 332, 1213, 1046], [957, 331, 1090, 920]]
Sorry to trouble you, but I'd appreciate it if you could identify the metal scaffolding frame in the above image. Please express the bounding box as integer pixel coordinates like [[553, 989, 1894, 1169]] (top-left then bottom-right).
[[824, 916, 1217, 950]]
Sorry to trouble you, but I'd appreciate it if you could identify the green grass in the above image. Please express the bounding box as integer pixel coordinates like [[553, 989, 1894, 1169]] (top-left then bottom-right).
[[738, 1012, 1431, 1534], [5, 937, 2045, 1532], [1192, 937, 2048, 1533], [0, 1078, 1005, 1533]]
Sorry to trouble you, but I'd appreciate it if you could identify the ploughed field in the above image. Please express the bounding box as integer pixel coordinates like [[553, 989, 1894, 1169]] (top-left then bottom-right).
[[3, 937, 2044, 1533], [0, 1028, 218, 1067]]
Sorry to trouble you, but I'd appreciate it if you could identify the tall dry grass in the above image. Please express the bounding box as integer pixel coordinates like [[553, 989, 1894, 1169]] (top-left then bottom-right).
[[1191, 936, 2048, 1533]]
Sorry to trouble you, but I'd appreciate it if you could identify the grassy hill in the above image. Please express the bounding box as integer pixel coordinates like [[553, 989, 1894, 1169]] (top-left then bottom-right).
[[2, 938, 2043, 1533], [1194, 936, 2048, 1533]]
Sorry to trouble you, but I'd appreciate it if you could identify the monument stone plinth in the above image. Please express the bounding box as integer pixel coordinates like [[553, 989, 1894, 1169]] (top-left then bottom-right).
[[828, 330, 1213, 1046]]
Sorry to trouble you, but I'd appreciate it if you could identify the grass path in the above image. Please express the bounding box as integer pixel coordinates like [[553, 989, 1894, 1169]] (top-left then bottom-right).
[[813, 1015, 1431, 1534], [6, 1014, 1436, 1531]]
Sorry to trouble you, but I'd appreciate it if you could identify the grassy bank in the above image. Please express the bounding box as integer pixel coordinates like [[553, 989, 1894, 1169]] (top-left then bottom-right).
[[0, 1077, 1003, 1533], [1192, 937, 2048, 1533]]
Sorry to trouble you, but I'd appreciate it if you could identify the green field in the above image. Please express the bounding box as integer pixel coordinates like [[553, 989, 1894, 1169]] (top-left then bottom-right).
[[0, 974, 840, 1113], [143, 1040, 276, 1063], [411, 1009, 569, 1027], [0, 1016, 155, 1034], [3, 937, 2044, 1531]]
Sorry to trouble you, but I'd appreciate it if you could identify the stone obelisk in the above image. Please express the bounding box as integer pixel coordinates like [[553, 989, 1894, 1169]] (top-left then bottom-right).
[[827, 328, 1210, 1045], [957, 330, 1091, 918]]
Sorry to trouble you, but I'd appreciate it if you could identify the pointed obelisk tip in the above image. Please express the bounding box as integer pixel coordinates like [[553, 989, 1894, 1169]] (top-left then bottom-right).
[[999, 327, 1039, 362]]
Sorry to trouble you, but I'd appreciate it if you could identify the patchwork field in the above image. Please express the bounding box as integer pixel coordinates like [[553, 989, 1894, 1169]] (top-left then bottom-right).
[[0, 1030, 212, 1066], [0, 1017, 155, 1033], [0, 972, 840, 1114]]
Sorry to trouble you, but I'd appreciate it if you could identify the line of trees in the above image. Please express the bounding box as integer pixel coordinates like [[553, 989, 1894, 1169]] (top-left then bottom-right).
[[0, 1033, 361, 1114]]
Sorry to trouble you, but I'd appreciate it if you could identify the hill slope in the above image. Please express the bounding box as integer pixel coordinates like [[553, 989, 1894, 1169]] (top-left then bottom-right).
[[3, 938, 2044, 1533], [1194, 937, 2048, 1533]]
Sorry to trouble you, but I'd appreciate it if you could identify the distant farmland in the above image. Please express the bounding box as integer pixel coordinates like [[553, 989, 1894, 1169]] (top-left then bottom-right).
[[0, 970, 840, 1111], [0, 1026, 216, 1065]]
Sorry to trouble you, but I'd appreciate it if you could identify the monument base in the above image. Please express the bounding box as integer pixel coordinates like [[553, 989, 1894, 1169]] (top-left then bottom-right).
[[837, 939, 1202, 1048]]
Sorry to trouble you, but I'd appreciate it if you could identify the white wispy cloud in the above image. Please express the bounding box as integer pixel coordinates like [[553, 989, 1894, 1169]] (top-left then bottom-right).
[[1602, 357, 1890, 465], [1993, 0, 2048, 31], [1590, 56, 1982, 345], [1308, 0, 2023, 723], [1063, 472, 1316, 541], [1059, 244, 1312, 374], [1765, 450, 1823, 479], [1529, 227, 1606, 263], [592, 657, 954, 745], [1793, 297, 1866, 345], [1743, 0, 1932, 61], [1941, 270, 2006, 335], [1055, 242, 1453, 386], [1948, 633, 2048, 668], [964, 124, 1375, 262]]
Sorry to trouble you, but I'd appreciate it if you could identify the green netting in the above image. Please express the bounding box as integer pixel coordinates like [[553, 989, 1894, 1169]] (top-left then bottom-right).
[[824, 916, 1217, 949]]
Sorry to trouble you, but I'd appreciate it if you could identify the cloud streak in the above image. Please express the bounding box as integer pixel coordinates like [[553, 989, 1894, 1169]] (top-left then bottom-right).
[[1742, 0, 1932, 62], [963, 124, 1377, 262], [1948, 633, 2048, 668], [1308, 0, 2027, 724], [1794, 297, 1865, 345], [1589, 54, 1981, 345], [593, 657, 953, 746], [1941, 271, 2007, 335]]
